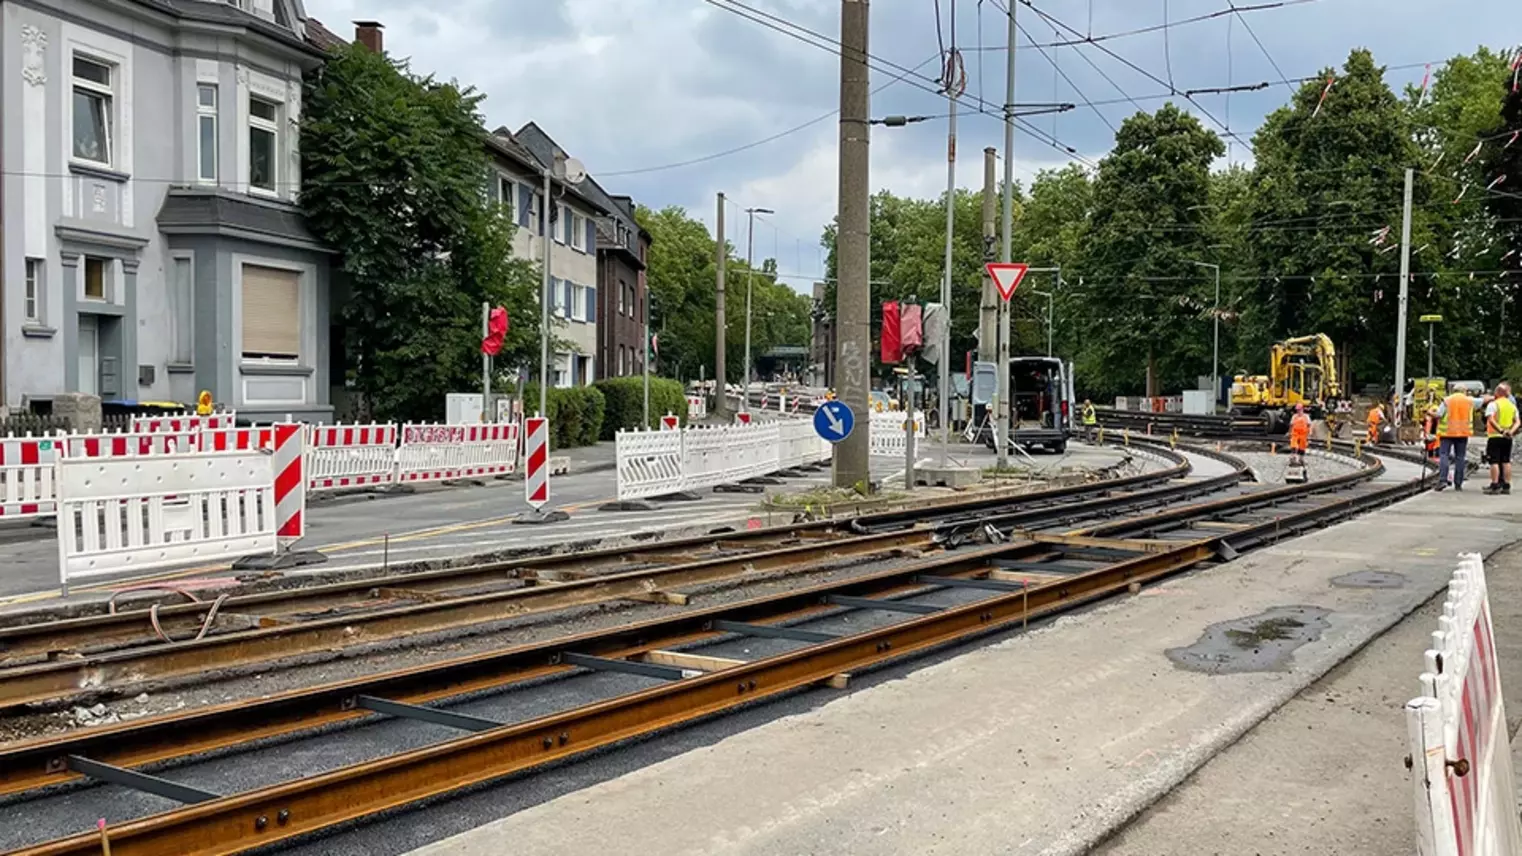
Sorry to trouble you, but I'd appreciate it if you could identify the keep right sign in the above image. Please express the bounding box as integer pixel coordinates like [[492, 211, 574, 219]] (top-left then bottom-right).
[[987, 263, 1030, 302]]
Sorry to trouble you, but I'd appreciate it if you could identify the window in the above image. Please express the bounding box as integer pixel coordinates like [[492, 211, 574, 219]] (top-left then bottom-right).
[[570, 212, 586, 251], [551, 278, 565, 318], [197, 85, 218, 183], [618, 280, 627, 316], [248, 97, 279, 192], [528, 189, 542, 235], [83, 257, 107, 301], [570, 285, 586, 322], [24, 259, 43, 323], [555, 204, 568, 244], [72, 56, 114, 165], [497, 176, 514, 219], [170, 256, 194, 363], [241, 264, 300, 361]]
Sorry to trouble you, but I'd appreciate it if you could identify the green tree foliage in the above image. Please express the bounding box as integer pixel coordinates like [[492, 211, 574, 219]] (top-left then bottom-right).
[[1078, 104, 1224, 396], [594, 376, 687, 438], [522, 385, 604, 448], [301, 43, 541, 421], [635, 205, 812, 382]]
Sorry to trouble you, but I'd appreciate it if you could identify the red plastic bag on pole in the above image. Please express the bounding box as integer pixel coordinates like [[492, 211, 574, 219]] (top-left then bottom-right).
[[482, 306, 508, 356], [900, 303, 923, 351], [881, 301, 902, 364]]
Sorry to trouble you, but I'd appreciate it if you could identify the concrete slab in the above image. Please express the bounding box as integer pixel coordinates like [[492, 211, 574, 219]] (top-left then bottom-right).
[[403, 486, 1522, 856]]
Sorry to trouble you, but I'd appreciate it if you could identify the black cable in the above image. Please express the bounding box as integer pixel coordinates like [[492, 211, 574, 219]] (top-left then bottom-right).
[[1229, 0, 1295, 92]]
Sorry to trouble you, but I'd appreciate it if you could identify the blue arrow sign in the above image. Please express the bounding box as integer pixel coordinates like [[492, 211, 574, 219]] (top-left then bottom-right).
[[813, 400, 855, 443]]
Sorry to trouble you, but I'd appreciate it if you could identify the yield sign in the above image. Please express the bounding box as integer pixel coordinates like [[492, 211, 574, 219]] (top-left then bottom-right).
[[986, 263, 1030, 302]]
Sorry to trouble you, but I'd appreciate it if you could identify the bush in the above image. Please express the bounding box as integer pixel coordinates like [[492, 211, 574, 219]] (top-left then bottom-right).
[[594, 376, 688, 439], [522, 384, 605, 449]]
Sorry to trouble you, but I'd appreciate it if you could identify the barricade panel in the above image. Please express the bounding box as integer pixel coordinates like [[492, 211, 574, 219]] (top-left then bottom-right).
[[396, 422, 518, 485], [869, 410, 926, 457], [0, 436, 59, 519], [307, 422, 398, 492], [614, 428, 685, 500]]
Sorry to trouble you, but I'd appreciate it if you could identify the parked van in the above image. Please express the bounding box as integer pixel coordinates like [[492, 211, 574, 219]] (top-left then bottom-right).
[[972, 357, 1075, 454]]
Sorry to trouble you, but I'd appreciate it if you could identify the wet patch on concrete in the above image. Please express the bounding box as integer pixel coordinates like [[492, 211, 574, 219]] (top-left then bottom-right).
[[1166, 606, 1332, 675], [1330, 570, 1408, 589]]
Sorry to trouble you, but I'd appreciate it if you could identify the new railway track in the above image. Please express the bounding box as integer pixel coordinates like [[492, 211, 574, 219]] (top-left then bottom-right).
[[0, 438, 1431, 856]]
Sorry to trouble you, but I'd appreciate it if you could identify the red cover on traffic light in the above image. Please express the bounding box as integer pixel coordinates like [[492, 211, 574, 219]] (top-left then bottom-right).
[[481, 306, 508, 356], [880, 301, 902, 364]]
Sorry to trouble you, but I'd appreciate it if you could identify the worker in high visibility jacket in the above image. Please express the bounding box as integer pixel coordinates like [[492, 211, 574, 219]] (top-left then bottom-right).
[[1421, 404, 1441, 464], [1483, 382, 1517, 495], [1365, 402, 1384, 444], [1435, 388, 1489, 491], [1288, 403, 1311, 464], [1081, 398, 1097, 443]]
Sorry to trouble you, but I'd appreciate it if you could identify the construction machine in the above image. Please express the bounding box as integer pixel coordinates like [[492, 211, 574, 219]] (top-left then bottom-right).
[[1230, 333, 1346, 434]]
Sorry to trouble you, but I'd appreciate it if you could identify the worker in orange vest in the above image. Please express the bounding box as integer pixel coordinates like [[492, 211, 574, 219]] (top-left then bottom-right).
[[1435, 388, 1489, 491], [1288, 403, 1311, 465], [1365, 402, 1384, 444], [1420, 404, 1441, 464]]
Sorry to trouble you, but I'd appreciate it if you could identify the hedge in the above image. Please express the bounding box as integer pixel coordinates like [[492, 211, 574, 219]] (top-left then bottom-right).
[[521, 384, 605, 449], [595, 376, 688, 440]]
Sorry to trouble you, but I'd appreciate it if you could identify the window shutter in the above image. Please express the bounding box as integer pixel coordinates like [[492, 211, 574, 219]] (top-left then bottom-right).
[[588, 286, 597, 323], [241, 265, 300, 358], [586, 219, 597, 254], [550, 277, 561, 316], [518, 185, 530, 227], [563, 280, 573, 316]]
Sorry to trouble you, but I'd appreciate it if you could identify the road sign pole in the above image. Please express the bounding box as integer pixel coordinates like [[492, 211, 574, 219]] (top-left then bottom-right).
[[903, 361, 915, 489], [986, 262, 1030, 464]]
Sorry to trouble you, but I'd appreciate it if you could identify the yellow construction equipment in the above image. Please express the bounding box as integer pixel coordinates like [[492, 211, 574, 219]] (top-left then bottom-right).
[[1230, 333, 1345, 433]]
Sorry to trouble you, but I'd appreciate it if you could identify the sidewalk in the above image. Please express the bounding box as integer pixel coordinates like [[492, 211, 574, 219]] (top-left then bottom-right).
[[401, 486, 1522, 856]]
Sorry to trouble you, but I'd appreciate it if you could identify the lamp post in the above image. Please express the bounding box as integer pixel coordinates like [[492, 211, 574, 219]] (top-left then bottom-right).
[[1189, 261, 1221, 406], [1029, 290, 1054, 356], [743, 206, 774, 413], [1420, 314, 1443, 379]]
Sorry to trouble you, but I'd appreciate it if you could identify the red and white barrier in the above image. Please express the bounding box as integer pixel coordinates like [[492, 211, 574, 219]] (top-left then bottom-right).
[[735, 412, 752, 425], [524, 416, 549, 509], [61, 431, 195, 458], [1406, 553, 1522, 856], [272, 423, 305, 546], [686, 395, 708, 420], [131, 412, 236, 433], [395, 423, 519, 485], [0, 436, 59, 520], [201, 427, 274, 452], [660, 414, 680, 431], [307, 423, 397, 493]]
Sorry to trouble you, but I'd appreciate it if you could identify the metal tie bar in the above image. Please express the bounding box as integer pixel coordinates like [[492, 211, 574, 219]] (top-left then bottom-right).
[[915, 575, 1031, 592], [990, 559, 1090, 573], [826, 595, 941, 615], [560, 652, 687, 681], [66, 755, 220, 805], [710, 620, 839, 643], [356, 695, 503, 733]]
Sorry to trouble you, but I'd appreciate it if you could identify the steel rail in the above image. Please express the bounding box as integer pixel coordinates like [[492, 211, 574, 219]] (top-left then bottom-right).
[[5, 469, 1429, 856], [0, 448, 1188, 664]]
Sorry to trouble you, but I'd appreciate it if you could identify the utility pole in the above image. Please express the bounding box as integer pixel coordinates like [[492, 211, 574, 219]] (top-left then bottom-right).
[[642, 299, 651, 426], [714, 192, 729, 419], [743, 207, 775, 412], [481, 302, 492, 421], [539, 164, 554, 418], [833, 0, 871, 490], [1394, 167, 1414, 424], [996, 0, 1016, 468], [937, 75, 957, 466], [979, 147, 997, 364]]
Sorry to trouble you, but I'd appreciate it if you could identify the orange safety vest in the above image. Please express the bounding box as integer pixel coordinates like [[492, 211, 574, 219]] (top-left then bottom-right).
[[1289, 413, 1311, 450], [1442, 394, 1474, 438]]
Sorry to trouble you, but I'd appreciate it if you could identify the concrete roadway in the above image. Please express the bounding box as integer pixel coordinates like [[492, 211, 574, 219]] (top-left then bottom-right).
[[0, 442, 1140, 606]]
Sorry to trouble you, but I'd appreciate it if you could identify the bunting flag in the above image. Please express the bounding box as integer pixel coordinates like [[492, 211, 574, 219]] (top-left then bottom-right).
[[481, 306, 508, 356], [1464, 141, 1484, 164], [1507, 131, 1520, 150], [1416, 64, 1432, 107], [1487, 174, 1507, 191], [1312, 75, 1335, 118], [1453, 184, 1470, 204]]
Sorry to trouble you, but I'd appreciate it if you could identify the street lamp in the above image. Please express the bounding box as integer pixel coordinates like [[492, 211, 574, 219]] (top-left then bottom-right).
[[743, 206, 774, 413], [1029, 290, 1054, 356], [1189, 261, 1221, 406], [1420, 314, 1443, 379]]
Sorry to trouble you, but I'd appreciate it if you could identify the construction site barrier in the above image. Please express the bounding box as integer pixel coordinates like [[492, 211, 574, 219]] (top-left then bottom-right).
[[307, 423, 398, 493], [395, 423, 519, 485], [61, 430, 198, 458], [131, 412, 237, 434], [613, 428, 685, 500], [55, 448, 278, 591], [869, 410, 926, 458], [777, 420, 828, 471], [1405, 553, 1522, 856], [686, 395, 708, 420], [201, 427, 274, 452], [0, 435, 59, 520], [610, 420, 830, 504]]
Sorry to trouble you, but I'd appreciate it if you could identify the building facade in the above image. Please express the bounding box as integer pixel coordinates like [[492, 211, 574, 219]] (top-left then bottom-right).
[[1, 0, 334, 420], [589, 192, 649, 380], [494, 122, 607, 388]]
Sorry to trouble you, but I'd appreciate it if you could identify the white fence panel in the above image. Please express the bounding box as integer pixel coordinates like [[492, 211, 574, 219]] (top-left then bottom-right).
[[682, 425, 750, 491], [55, 450, 276, 585], [0, 436, 60, 520], [62, 431, 197, 458], [869, 410, 926, 458], [777, 421, 826, 470], [308, 423, 398, 493], [395, 423, 517, 485], [1405, 553, 1522, 856], [686, 395, 708, 420], [614, 428, 685, 500]]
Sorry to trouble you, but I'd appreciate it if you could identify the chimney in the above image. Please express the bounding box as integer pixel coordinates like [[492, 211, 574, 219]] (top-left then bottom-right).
[[354, 20, 384, 53]]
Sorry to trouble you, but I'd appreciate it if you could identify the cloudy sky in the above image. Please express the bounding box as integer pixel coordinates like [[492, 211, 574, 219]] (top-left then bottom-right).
[[300, 0, 1517, 292]]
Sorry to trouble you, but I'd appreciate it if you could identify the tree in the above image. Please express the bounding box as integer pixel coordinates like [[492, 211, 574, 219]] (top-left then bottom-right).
[[301, 43, 540, 420], [1077, 104, 1225, 397]]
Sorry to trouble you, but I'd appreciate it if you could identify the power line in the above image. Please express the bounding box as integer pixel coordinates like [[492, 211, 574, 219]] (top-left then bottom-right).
[[961, 0, 1319, 51], [1229, 0, 1295, 92]]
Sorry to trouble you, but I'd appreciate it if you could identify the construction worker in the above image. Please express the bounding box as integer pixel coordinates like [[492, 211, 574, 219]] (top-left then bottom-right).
[[1365, 401, 1385, 445], [1081, 398, 1097, 443], [1435, 387, 1489, 491], [1483, 382, 1517, 495], [1421, 404, 1441, 464], [1288, 402, 1312, 464]]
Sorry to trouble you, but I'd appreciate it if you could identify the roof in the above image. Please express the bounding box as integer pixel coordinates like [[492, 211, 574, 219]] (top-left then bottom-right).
[[506, 123, 611, 216], [483, 131, 543, 176], [303, 16, 347, 51], [132, 0, 326, 59]]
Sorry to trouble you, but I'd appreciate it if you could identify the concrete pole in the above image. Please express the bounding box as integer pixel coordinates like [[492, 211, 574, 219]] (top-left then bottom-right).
[[1211, 264, 1220, 407], [714, 192, 729, 418], [1394, 167, 1414, 424], [540, 168, 553, 417], [903, 360, 916, 489], [481, 302, 491, 422], [938, 87, 957, 466], [744, 211, 755, 411], [979, 148, 997, 364], [997, 0, 1016, 468], [643, 302, 651, 427], [832, 0, 872, 491]]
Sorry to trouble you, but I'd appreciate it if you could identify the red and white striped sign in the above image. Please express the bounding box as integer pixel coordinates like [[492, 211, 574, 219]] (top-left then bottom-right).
[[524, 416, 549, 510], [0, 437, 59, 519], [735, 412, 752, 425], [308, 423, 398, 492], [272, 423, 305, 545], [201, 427, 274, 452], [660, 414, 680, 431]]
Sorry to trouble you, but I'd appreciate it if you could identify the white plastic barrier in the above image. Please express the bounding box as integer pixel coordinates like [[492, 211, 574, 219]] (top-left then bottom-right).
[[869, 410, 926, 458], [0, 435, 60, 520], [55, 449, 277, 588], [686, 395, 708, 420], [308, 423, 398, 493], [395, 423, 519, 485], [613, 428, 685, 500], [777, 420, 826, 471], [1405, 553, 1522, 856], [681, 424, 752, 490], [61, 430, 197, 458], [131, 412, 236, 437]]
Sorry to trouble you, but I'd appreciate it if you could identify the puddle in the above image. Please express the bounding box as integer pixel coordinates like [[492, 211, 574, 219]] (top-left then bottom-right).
[[1166, 606, 1332, 675], [1330, 570, 1408, 589]]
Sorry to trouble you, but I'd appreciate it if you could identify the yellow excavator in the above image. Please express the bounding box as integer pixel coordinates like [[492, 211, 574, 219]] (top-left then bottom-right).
[[1230, 333, 1345, 434]]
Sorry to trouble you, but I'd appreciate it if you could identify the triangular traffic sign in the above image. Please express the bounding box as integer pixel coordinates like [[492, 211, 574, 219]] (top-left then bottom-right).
[[986, 263, 1030, 302]]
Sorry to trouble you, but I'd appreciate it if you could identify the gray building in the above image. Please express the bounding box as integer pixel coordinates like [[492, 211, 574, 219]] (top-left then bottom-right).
[[2, 0, 334, 421]]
